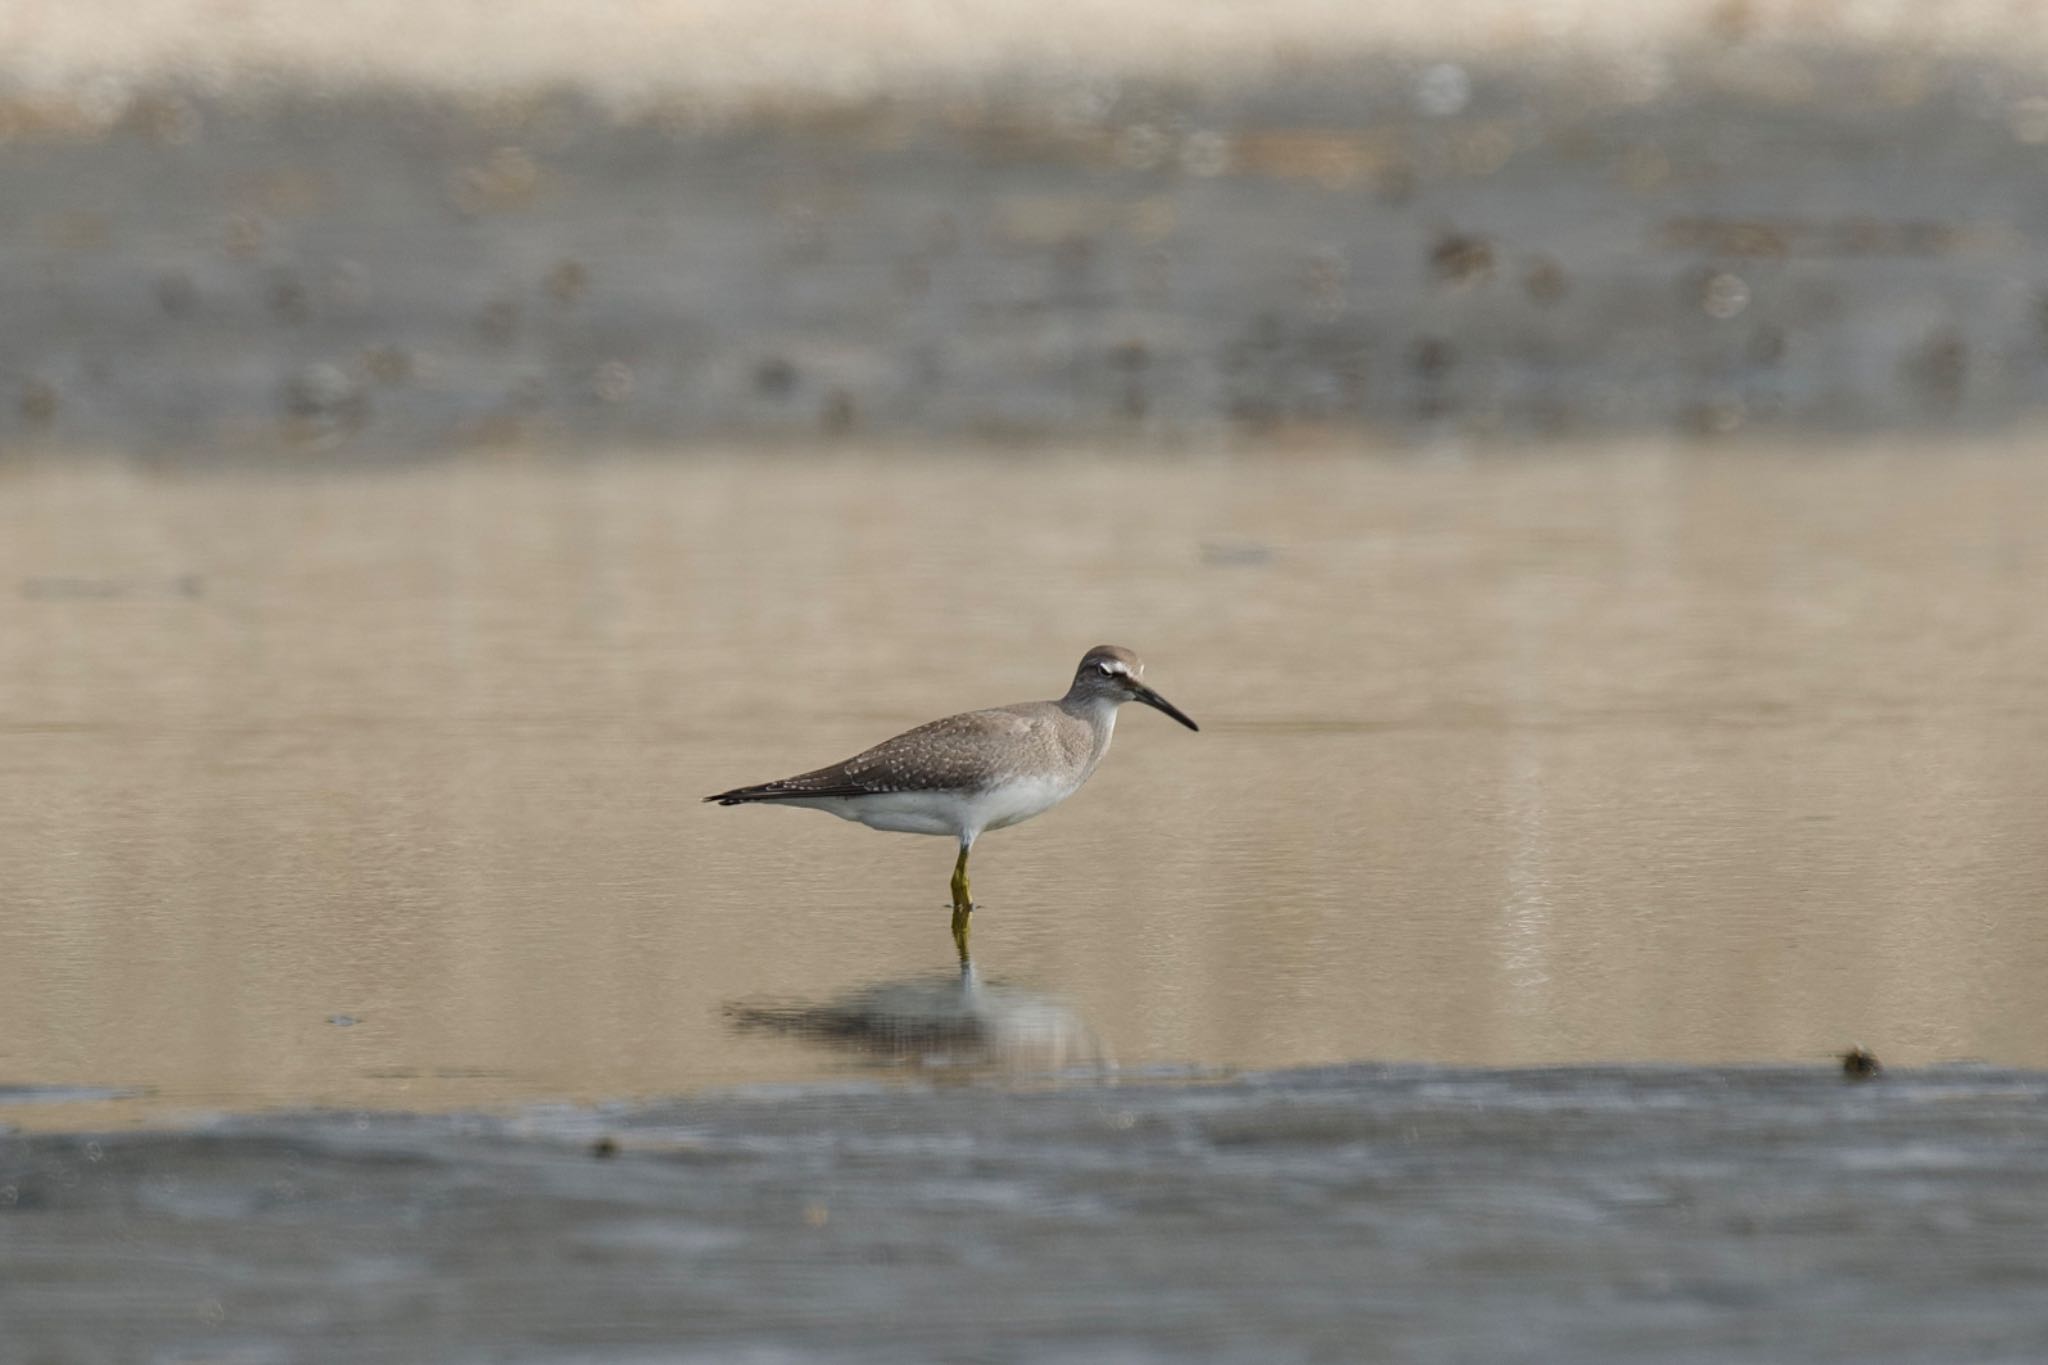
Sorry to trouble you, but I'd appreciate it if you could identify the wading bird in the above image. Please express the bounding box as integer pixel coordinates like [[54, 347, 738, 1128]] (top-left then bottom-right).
[[707, 645, 1198, 953]]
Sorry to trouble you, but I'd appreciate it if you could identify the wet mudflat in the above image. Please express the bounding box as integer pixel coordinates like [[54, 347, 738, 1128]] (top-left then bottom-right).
[[6, 1063, 2048, 1362], [12, 47, 2048, 457]]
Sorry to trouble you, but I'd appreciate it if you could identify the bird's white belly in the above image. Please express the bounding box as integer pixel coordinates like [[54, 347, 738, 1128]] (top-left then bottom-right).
[[969, 772, 1084, 834], [789, 773, 1083, 839], [793, 791, 968, 836]]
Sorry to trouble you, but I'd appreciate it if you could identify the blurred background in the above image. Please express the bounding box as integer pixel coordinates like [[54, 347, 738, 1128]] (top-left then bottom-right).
[[3, 0, 2047, 1127]]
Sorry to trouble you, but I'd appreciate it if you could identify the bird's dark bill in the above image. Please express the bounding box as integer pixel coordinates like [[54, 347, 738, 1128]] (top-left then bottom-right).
[[1133, 684, 1198, 731]]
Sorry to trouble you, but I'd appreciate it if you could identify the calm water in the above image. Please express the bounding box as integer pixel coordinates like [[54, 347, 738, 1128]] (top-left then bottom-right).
[[4, 442, 2046, 1127]]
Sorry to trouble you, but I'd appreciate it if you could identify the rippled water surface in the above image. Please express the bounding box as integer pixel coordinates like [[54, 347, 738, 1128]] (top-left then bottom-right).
[[5, 442, 2047, 1126]]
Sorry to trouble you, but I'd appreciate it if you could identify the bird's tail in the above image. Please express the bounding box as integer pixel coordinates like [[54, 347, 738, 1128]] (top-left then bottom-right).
[[704, 784, 788, 806]]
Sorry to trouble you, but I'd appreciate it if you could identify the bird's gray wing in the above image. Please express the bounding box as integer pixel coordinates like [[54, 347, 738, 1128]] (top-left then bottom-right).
[[705, 707, 1036, 803]]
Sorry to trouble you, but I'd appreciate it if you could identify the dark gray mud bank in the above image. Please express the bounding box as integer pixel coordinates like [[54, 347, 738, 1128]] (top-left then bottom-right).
[[10, 49, 2048, 458], [6, 1063, 2048, 1362]]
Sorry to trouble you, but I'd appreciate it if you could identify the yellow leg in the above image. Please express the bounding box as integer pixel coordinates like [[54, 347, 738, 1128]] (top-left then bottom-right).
[[949, 844, 973, 960], [950, 845, 973, 913]]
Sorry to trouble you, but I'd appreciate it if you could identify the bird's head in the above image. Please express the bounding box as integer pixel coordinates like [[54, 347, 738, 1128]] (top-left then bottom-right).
[[1067, 645, 1198, 730]]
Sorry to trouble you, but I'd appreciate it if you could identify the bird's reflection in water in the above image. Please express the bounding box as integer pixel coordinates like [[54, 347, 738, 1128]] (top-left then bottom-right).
[[725, 954, 1107, 1076]]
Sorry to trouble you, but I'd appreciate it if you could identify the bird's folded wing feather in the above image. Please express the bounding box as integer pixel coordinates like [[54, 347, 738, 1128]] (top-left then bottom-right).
[[718, 707, 1038, 799]]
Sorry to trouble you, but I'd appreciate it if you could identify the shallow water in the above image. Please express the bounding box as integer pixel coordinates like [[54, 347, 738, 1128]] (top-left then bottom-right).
[[4, 441, 2047, 1127]]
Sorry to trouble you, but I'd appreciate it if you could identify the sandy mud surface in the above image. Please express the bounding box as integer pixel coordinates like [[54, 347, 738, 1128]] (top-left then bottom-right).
[[6, 1063, 2048, 1362], [7, 48, 2048, 456]]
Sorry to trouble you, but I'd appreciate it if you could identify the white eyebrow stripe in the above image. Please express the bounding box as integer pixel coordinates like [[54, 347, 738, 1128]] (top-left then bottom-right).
[[1098, 660, 1131, 675]]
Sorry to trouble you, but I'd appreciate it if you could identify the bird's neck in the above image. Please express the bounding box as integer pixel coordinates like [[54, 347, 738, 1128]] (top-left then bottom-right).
[[1059, 693, 1120, 766]]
